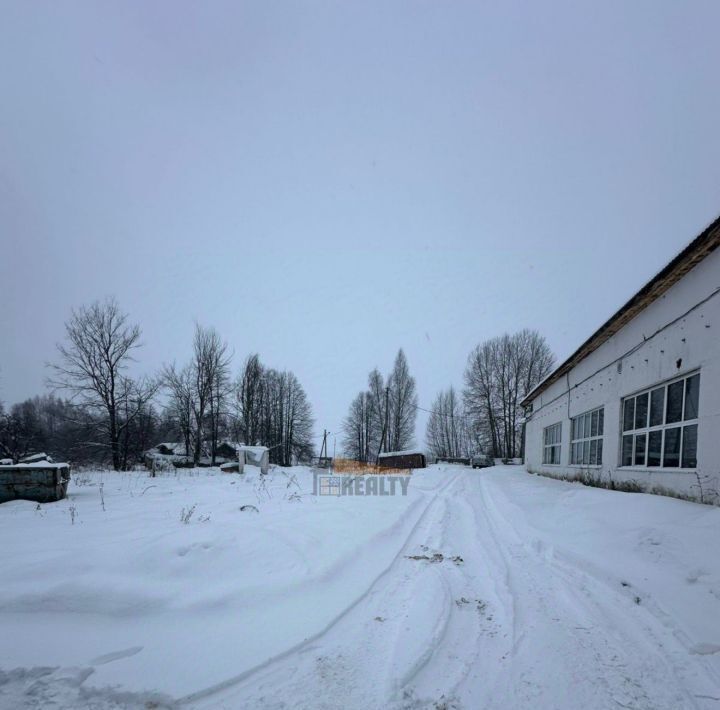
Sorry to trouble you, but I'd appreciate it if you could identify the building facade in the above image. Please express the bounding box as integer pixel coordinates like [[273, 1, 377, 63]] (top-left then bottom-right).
[[522, 217, 720, 503]]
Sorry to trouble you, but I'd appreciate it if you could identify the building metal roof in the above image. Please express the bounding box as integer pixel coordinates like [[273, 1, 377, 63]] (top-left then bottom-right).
[[521, 214, 720, 406]]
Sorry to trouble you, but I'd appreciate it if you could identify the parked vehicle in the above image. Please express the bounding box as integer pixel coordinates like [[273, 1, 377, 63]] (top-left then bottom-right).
[[471, 455, 493, 469]]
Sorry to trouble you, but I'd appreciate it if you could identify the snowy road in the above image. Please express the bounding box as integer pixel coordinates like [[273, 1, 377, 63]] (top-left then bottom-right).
[[192, 468, 720, 710], [1, 465, 720, 709]]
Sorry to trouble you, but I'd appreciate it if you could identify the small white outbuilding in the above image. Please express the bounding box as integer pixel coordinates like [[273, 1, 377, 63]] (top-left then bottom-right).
[[238, 445, 270, 474]]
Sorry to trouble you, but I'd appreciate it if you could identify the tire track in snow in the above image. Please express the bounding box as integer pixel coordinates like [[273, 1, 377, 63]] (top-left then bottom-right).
[[483, 475, 720, 698], [183, 470, 464, 708], [471, 473, 715, 709], [211, 470, 500, 709], [187, 466, 719, 709], [391, 475, 512, 707]]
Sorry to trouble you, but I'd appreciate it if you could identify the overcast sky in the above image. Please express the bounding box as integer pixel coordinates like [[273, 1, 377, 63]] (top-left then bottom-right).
[[1, 1, 719, 448]]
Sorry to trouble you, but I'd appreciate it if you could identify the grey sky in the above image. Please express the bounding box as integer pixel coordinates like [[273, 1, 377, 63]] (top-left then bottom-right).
[[1, 1, 719, 446]]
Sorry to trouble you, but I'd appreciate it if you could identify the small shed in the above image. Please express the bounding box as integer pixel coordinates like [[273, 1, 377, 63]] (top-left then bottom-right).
[[215, 441, 239, 459], [0, 463, 71, 503], [377, 450, 427, 469]]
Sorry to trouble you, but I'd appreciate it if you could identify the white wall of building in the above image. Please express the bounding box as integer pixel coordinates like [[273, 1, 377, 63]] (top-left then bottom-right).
[[524, 247, 720, 502]]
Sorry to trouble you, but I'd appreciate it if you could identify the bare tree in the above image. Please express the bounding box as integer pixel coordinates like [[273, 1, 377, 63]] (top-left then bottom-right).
[[279, 371, 314, 466], [162, 363, 194, 456], [235, 353, 264, 446], [205, 335, 232, 465], [341, 391, 373, 462], [343, 351, 418, 461], [117, 375, 160, 469], [367, 368, 386, 456], [232, 355, 314, 465], [0, 401, 43, 461], [184, 324, 232, 465], [387, 349, 418, 452], [464, 329, 554, 459], [425, 386, 469, 459], [48, 298, 152, 470]]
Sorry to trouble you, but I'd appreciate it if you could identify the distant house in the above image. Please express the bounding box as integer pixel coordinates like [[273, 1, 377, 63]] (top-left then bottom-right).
[[522, 216, 720, 503]]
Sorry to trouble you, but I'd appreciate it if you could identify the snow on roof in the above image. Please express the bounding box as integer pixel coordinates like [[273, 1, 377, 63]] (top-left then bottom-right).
[[19, 453, 53, 464], [239, 445, 269, 455], [0, 462, 69, 470], [378, 449, 424, 458], [152, 442, 187, 455]]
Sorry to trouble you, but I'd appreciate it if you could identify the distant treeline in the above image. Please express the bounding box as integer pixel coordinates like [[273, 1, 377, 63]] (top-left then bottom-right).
[[0, 298, 314, 470], [341, 330, 554, 463], [425, 330, 555, 460], [341, 349, 419, 462]]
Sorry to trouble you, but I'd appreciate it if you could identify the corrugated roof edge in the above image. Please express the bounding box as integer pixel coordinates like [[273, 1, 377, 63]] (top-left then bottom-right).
[[521, 213, 720, 407]]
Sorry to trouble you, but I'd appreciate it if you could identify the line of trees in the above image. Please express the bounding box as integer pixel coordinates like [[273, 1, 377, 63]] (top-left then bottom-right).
[[2, 303, 554, 468], [162, 324, 232, 466], [233, 355, 315, 466], [463, 330, 554, 459], [341, 349, 418, 461], [0, 298, 315, 470], [425, 329, 554, 460], [47, 300, 160, 470], [425, 386, 474, 460]]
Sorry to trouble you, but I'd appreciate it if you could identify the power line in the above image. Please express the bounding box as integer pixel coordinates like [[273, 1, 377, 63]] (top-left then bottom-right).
[[410, 401, 475, 423]]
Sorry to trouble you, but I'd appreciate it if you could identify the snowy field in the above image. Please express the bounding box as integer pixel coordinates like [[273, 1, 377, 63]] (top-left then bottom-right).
[[1, 464, 720, 709]]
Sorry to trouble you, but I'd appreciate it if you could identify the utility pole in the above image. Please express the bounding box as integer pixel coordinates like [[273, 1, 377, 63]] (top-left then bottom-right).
[[384, 386, 390, 453], [319, 429, 328, 461]]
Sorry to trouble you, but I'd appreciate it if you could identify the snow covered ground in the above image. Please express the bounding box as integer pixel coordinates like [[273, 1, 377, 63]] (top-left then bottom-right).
[[1, 464, 719, 709]]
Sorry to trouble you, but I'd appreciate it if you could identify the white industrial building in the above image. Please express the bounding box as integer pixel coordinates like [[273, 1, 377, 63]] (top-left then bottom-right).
[[522, 216, 720, 503]]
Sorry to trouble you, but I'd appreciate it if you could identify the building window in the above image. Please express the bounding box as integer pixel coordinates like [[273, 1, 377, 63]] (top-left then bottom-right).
[[571, 407, 604, 465], [621, 373, 699, 469], [543, 422, 562, 464]]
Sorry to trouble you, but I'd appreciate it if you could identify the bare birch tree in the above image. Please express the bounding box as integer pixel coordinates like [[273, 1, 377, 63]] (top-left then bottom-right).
[[343, 350, 418, 460], [342, 391, 373, 461], [162, 363, 194, 456], [387, 348, 418, 452], [464, 329, 554, 459], [235, 353, 264, 446], [232, 355, 314, 465], [188, 325, 231, 465], [48, 298, 155, 470], [425, 386, 468, 459], [367, 368, 388, 457]]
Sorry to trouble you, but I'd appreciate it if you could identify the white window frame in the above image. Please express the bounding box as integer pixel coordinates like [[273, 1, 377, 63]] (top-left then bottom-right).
[[620, 372, 700, 470], [543, 422, 562, 465], [570, 407, 604, 466]]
